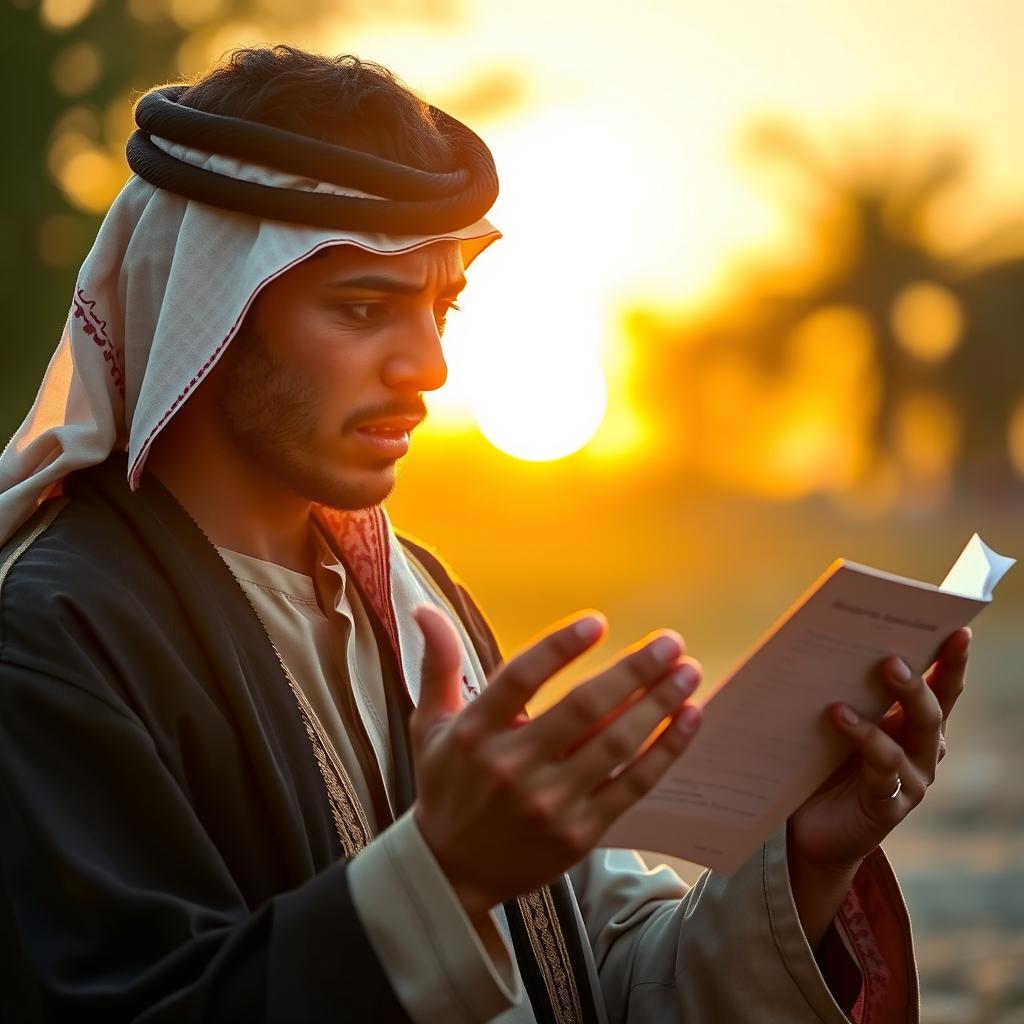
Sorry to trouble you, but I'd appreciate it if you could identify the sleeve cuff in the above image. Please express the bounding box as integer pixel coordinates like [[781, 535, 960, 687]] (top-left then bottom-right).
[[348, 809, 523, 1024], [763, 830, 919, 1023], [831, 848, 920, 1023]]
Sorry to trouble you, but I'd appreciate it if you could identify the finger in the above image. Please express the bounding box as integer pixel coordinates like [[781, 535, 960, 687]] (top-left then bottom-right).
[[923, 627, 970, 722], [586, 703, 703, 824], [463, 611, 608, 733], [410, 605, 468, 744], [559, 661, 702, 793], [832, 704, 923, 810], [877, 628, 972, 744], [877, 656, 943, 772], [523, 630, 687, 759]]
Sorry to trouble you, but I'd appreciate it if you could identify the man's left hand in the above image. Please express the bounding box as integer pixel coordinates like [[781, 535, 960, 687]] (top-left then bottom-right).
[[788, 626, 971, 876]]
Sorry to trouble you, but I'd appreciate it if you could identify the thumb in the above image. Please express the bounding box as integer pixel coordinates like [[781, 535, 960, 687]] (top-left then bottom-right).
[[412, 604, 465, 742]]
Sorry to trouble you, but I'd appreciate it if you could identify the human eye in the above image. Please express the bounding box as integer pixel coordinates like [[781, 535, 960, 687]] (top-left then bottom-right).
[[336, 301, 391, 325]]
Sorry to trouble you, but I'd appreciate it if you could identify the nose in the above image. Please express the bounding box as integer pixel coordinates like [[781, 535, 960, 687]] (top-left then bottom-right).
[[381, 314, 448, 393]]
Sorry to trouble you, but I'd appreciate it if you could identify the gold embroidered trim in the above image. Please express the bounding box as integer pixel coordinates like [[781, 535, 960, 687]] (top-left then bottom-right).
[[0, 499, 68, 592], [517, 887, 584, 1024], [223, 559, 373, 860], [278, 661, 373, 858]]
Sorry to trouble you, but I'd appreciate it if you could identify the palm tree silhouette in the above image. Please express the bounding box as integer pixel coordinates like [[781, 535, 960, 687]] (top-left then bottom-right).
[[633, 119, 1024, 502]]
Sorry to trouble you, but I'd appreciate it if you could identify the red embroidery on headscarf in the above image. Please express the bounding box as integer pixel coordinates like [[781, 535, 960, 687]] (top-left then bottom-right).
[[74, 290, 124, 396]]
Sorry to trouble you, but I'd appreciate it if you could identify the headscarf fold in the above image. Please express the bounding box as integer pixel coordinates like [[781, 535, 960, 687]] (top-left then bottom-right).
[[0, 117, 499, 545]]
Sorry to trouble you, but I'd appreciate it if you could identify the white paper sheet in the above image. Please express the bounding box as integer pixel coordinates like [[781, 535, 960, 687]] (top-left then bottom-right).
[[601, 535, 1015, 874]]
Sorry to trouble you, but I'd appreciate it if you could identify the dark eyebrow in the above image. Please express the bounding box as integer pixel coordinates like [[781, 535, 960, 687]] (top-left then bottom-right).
[[324, 274, 467, 296]]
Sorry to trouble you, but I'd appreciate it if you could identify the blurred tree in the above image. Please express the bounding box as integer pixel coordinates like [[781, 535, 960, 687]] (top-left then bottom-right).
[[629, 119, 1024, 510], [946, 254, 1024, 496]]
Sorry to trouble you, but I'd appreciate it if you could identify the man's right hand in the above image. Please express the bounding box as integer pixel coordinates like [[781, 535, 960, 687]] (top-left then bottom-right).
[[410, 605, 702, 923]]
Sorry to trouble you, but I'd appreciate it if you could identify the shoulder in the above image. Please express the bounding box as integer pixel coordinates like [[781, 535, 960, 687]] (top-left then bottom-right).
[[1, 495, 117, 618], [1, 488, 163, 618], [0, 489, 181, 700], [395, 531, 505, 669]]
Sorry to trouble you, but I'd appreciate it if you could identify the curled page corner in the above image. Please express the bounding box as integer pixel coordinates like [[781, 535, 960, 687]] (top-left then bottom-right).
[[939, 533, 1016, 601]]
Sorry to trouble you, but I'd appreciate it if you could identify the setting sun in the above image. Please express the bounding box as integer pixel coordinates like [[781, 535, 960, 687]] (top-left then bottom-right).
[[436, 243, 612, 461], [421, 106, 640, 460], [470, 348, 607, 462]]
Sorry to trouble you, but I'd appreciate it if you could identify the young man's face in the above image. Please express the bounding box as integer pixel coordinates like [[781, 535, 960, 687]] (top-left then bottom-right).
[[218, 239, 465, 509]]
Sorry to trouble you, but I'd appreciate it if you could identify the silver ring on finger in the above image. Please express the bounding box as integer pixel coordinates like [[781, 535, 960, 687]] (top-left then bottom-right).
[[875, 775, 902, 802]]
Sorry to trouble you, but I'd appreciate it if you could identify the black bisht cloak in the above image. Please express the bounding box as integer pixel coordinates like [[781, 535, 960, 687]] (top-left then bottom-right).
[[0, 454, 599, 1023]]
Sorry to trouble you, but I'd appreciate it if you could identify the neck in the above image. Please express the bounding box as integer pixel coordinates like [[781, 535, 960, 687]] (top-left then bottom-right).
[[147, 407, 316, 576]]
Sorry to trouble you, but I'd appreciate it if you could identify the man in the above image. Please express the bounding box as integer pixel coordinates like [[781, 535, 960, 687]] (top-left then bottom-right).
[[0, 46, 965, 1022]]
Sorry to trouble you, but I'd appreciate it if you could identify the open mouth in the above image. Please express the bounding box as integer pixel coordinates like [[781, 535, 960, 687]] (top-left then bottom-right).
[[353, 425, 412, 457], [357, 425, 409, 440]]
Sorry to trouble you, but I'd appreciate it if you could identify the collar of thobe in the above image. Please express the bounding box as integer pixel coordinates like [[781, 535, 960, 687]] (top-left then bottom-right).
[[220, 509, 488, 708], [309, 506, 489, 707]]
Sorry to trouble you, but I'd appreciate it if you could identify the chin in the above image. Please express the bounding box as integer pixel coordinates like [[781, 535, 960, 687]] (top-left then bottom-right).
[[239, 434, 398, 510], [300, 461, 398, 511]]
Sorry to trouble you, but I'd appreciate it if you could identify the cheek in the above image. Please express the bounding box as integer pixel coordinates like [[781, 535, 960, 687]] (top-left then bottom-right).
[[270, 310, 379, 381]]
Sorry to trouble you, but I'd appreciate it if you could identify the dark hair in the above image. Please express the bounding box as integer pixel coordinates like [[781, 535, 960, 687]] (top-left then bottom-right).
[[177, 45, 457, 173]]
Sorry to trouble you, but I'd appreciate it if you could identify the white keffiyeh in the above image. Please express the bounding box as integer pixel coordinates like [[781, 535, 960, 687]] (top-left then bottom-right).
[[0, 137, 499, 546]]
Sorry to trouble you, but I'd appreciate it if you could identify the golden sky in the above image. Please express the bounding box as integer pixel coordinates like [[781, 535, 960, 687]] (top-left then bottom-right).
[[334, 0, 1024, 299], [311, 0, 1023, 459], [41, 0, 1024, 469]]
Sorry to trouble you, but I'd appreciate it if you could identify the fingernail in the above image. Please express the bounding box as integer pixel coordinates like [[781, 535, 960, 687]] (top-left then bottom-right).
[[651, 633, 683, 664], [839, 704, 859, 726], [574, 616, 604, 642], [672, 664, 699, 695], [676, 705, 702, 732], [889, 658, 912, 684]]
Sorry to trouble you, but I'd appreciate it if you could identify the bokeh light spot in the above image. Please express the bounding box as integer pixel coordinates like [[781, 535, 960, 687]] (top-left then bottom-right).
[[47, 129, 93, 180], [52, 104, 101, 139], [890, 281, 965, 364], [104, 92, 137, 149], [52, 42, 102, 96], [788, 305, 875, 383], [894, 390, 961, 480], [36, 213, 93, 268], [39, 0, 96, 31], [56, 147, 126, 214], [168, 0, 227, 31], [127, 0, 165, 23]]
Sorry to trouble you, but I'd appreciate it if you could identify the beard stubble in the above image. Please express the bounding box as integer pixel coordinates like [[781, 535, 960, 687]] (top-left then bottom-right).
[[219, 328, 398, 511]]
